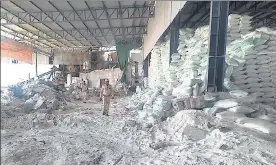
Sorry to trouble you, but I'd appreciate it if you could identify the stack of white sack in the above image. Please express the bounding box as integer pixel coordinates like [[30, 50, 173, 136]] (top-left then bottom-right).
[[166, 28, 195, 85], [206, 89, 276, 135], [148, 46, 162, 88], [178, 26, 209, 89], [148, 40, 172, 89], [160, 39, 171, 88], [239, 15, 253, 36], [227, 14, 241, 42], [225, 28, 276, 108]]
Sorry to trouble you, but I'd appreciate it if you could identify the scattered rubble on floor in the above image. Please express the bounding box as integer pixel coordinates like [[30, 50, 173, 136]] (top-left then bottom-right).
[[2, 14, 276, 165], [1, 79, 73, 119]]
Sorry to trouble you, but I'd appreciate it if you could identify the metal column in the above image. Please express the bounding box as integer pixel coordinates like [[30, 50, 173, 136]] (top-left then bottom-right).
[[143, 55, 149, 77], [34, 48, 38, 77], [169, 14, 180, 63], [207, 1, 229, 92]]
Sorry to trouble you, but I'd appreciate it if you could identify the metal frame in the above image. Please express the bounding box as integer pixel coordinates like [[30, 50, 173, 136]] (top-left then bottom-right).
[[1, 5, 154, 25], [1, 1, 155, 49], [29, 1, 79, 47], [207, 1, 229, 92], [169, 14, 180, 63], [11, 26, 145, 41], [102, 1, 116, 43]]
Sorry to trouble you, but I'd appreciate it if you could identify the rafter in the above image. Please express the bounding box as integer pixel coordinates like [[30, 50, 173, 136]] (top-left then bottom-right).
[[85, 1, 109, 46], [1, 29, 51, 49], [13, 26, 146, 41], [1, 7, 63, 48], [48, 1, 88, 46], [102, 1, 116, 44], [48, 37, 143, 47], [30, 1, 77, 47], [9, 1, 71, 47], [1, 5, 154, 25], [67, 1, 101, 46], [118, 1, 126, 40]]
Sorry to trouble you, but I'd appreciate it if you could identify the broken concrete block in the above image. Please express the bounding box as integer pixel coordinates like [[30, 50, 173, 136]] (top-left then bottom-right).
[[46, 99, 59, 110], [33, 96, 46, 110], [172, 99, 184, 111], [183, 125, 207, 141], [125, 120, 137, 127], [135, 102, 144, 110], [32, 85, 47, 93]]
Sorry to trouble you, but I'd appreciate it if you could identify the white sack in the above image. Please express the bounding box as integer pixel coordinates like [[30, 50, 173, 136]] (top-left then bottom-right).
[[237, 118, 276, 135], [228, 106, 255, 114], [214, 99, 238, 109], [229, 90, 248, 99]]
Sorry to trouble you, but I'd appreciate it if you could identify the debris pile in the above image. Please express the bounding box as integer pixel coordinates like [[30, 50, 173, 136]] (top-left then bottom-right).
[[1, 79, 71, 118]]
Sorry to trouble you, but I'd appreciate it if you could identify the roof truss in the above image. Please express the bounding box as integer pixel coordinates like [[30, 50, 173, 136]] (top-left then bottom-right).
[[1, 5, 154, 25], [11, 26, 146, 41]]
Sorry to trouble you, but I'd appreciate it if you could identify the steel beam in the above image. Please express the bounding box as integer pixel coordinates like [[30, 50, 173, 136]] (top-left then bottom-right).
[[52, 46, 117, 52], [252, 12, 276, 25], [16, 26, 145, 41], [34, 48, 38, 77], [169, 13, 180, 63], [102, 1, 116, 42], [250, 2, 276, 18], [131, 1, 137, 40], [48, 1, 88, 46], [1, 5, 154, 25], [143, 55, 149, 77], [1, 28, 53, 48], [180, 2, 208, 28], [118, 1, 126, 40], [207, 1, 229, 92], [49, 37, 142, 47], [1, 9, 63, 48], [8, 2, 71, 47], [85, 1, 109, 45], [115, 37, 142, 45], [29, 1, 77, 47], [67, 1, 101, 46]]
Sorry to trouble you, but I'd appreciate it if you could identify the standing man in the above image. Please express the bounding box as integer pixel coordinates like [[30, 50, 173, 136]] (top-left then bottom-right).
[[82, 80, 89, 103], [100, 79, 113, 116]]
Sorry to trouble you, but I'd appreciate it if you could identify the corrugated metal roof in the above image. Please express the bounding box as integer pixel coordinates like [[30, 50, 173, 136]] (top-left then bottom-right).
[[1, 1, 155, 50]]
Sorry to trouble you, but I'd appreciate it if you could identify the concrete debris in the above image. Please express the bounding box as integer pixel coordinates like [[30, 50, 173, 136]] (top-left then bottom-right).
[[2, 14, 276, 165], [1, 88, 15, 105], [2, 79, 71, 118]]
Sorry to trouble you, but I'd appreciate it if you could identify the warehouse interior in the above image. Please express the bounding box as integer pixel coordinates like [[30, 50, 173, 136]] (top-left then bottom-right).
[[1, 1, 276, 164]]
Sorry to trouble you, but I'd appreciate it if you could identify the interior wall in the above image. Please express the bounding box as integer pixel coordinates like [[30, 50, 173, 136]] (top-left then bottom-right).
[[54, 50, 89, 65], [141, 1, 186, 59], [32, 53, 50, 64], [79, 68, 122, 88]]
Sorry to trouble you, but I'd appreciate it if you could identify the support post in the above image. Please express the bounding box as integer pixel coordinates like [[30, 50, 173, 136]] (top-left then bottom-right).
[[169, 13, 180, 63], [143, 56, 149, 77], [207, 1, 229, 92], [34, 48, 38, 77]]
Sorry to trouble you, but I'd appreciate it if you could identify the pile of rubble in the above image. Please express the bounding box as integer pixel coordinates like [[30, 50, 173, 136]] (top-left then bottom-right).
[[1, 79, 72, 118]]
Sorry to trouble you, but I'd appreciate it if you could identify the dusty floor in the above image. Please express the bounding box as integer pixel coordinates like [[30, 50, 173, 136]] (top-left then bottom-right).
[[1, 98, 276, 165]]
